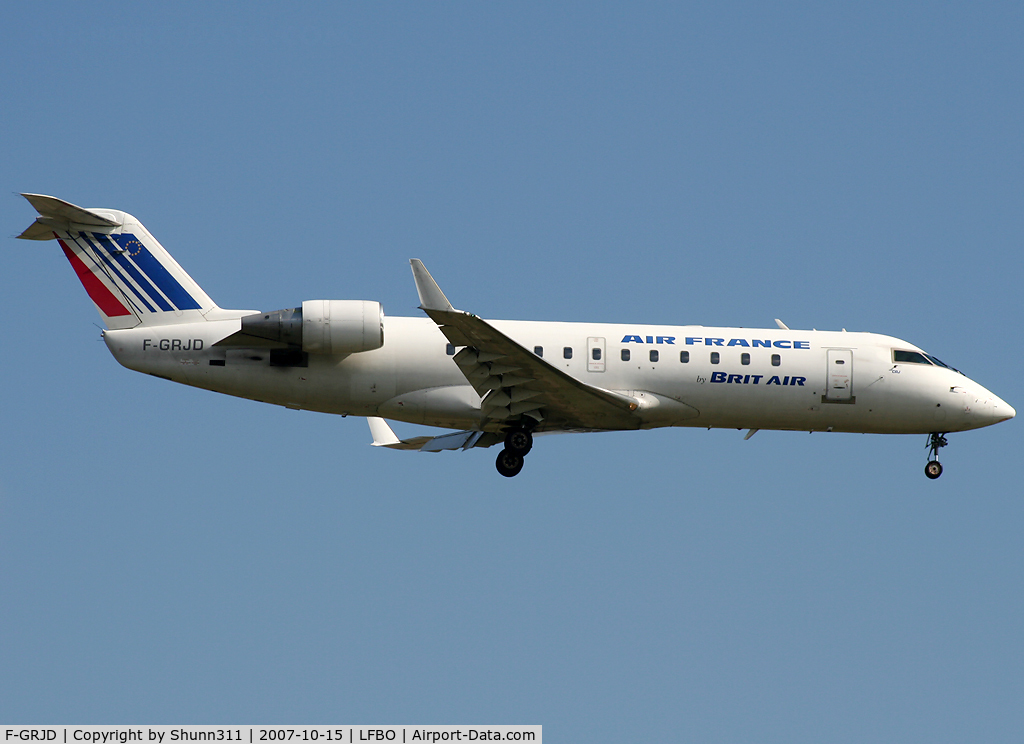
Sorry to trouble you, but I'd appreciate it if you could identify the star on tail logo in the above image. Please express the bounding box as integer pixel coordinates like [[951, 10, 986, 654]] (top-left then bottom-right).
[[124, 239, 144, 257]]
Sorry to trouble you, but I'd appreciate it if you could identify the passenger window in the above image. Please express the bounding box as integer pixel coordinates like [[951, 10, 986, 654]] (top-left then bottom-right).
[[563, 347, 573, 360], [592, 347, 602, 361], [771, 354, 780, 367], [649, 349, 659, 362], [680, 350, 689, 363], [711, 352, 720, 364], [534, 346, 543, 357], [446, 343, 456, 356], [621, 349, 630, 362], [741, 353, 750, 365]]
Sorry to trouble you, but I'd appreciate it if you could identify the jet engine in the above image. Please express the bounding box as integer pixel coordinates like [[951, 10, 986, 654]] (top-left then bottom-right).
[[240, 300, 384, 354]]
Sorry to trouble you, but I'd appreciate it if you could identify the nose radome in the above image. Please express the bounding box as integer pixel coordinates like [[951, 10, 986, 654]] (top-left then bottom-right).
[[984, 393, 1015, 424]]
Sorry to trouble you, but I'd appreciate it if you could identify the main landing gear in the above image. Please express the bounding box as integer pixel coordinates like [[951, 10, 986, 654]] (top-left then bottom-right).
[[495, 426, 534, 477], [925, 432, 948, 480]]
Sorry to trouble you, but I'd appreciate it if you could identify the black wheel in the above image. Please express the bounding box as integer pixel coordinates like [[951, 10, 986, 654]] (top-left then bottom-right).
[[925, 461, 943, 479], [495, 448, 525, 477], [504, 427, 533, 455]]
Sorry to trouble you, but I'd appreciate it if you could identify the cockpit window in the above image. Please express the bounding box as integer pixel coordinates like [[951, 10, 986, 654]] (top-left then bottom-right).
[[925, 353, 961, 374], [893, 350, 931, 365], [892, 349, 963, 374]]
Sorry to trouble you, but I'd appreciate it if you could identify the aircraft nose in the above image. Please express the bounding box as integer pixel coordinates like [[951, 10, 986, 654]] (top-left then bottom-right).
[[959, 381, 1015, 428], [992, 398, 1015, 423], [978, 391, 1015, 426]]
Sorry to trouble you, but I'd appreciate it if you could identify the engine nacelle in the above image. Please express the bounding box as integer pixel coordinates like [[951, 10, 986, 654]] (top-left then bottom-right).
[[301, 300, 384, 354], [239, 300, 384, 354]]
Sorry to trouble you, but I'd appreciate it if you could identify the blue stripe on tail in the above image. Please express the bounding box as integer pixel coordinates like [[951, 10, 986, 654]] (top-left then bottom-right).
[[109, 234, 202, 311], [92, 234, 174, 312], [81, 235, 158, 313]]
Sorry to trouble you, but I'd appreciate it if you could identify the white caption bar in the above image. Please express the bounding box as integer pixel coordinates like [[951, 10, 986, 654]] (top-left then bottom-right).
[[1, 729, 540, 744]]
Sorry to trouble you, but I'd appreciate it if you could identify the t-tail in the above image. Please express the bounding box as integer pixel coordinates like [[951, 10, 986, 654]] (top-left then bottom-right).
[[17, 194, 219, 329]]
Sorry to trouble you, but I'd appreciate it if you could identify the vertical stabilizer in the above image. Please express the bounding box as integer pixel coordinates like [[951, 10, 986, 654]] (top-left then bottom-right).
[[18, 194, 218, 329]]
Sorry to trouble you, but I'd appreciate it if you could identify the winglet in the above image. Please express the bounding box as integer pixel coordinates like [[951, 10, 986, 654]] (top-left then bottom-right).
[[409, 259, 455, 312], [367, 416, 500, 451], [774, 319, 790, 330], [367, 416, 402, 446]]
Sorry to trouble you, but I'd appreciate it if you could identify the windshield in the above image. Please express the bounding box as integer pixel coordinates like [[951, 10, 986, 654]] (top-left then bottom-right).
[[926, 354, 961, 373]]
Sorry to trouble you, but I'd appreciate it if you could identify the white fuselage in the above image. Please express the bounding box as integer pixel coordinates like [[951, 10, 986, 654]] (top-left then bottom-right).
[[103, 314, 1014, 436]]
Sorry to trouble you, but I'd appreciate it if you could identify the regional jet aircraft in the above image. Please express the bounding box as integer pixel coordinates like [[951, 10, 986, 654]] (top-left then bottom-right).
[[18, 194, 1015, 478]]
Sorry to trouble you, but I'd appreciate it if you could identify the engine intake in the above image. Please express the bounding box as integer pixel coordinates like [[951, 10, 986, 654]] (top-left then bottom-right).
[[240, 300, 384, 354]]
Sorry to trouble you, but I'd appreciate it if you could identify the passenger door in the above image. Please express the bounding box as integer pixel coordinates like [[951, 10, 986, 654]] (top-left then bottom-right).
[[826, 349, 853, 401]]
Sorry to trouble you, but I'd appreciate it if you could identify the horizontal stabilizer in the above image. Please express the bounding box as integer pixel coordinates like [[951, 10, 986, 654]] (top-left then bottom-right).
[[18, 193, 122, 240]]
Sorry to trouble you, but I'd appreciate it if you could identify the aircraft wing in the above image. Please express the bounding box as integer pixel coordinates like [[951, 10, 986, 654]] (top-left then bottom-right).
[[367, 417, 503, 451], [410, 260, 640, 432]]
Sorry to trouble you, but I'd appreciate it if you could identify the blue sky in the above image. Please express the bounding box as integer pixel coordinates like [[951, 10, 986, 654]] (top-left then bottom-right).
[[2, 2, 1022, 740]]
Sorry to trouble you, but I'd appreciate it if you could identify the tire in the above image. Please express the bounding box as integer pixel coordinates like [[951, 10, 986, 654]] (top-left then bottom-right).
[[504, 428, 533, 455], [925, 461, 943, 479], [495, 448, 525, 477]]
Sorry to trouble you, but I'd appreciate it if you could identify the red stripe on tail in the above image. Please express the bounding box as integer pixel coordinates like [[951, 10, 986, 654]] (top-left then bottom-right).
[[58, 238, 132, 317]]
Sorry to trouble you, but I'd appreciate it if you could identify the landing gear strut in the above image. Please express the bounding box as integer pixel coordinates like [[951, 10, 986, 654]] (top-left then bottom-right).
[[925, 432, 948, 480], [495, 426, 534, 477]]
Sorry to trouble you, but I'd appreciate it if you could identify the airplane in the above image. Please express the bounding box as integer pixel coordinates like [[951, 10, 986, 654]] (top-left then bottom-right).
[[18, 193, 1015, 479]]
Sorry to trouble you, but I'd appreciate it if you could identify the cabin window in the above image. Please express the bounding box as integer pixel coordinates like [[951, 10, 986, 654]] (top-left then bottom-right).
[[741, 353, 750, 365], [446, 343, 456, 356], [563, 347, 573, 359], [893, 350, 930, 365], [649, 349, 659, 362], [772, 354, 781, 366], [621, 349, 630, 362], [711, 352, 720, 364], [680, 350, 689, 363], [592, 347, 602, 361], [534, 346, 543, 357]]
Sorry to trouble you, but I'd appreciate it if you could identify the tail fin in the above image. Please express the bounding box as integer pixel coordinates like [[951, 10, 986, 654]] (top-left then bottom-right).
[[18, 194, 218, 329]]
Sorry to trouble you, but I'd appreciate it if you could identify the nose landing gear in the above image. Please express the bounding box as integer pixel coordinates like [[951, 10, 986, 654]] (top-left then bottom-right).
[[495, 426, 534, 477], [925, 432, 948, 479]]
